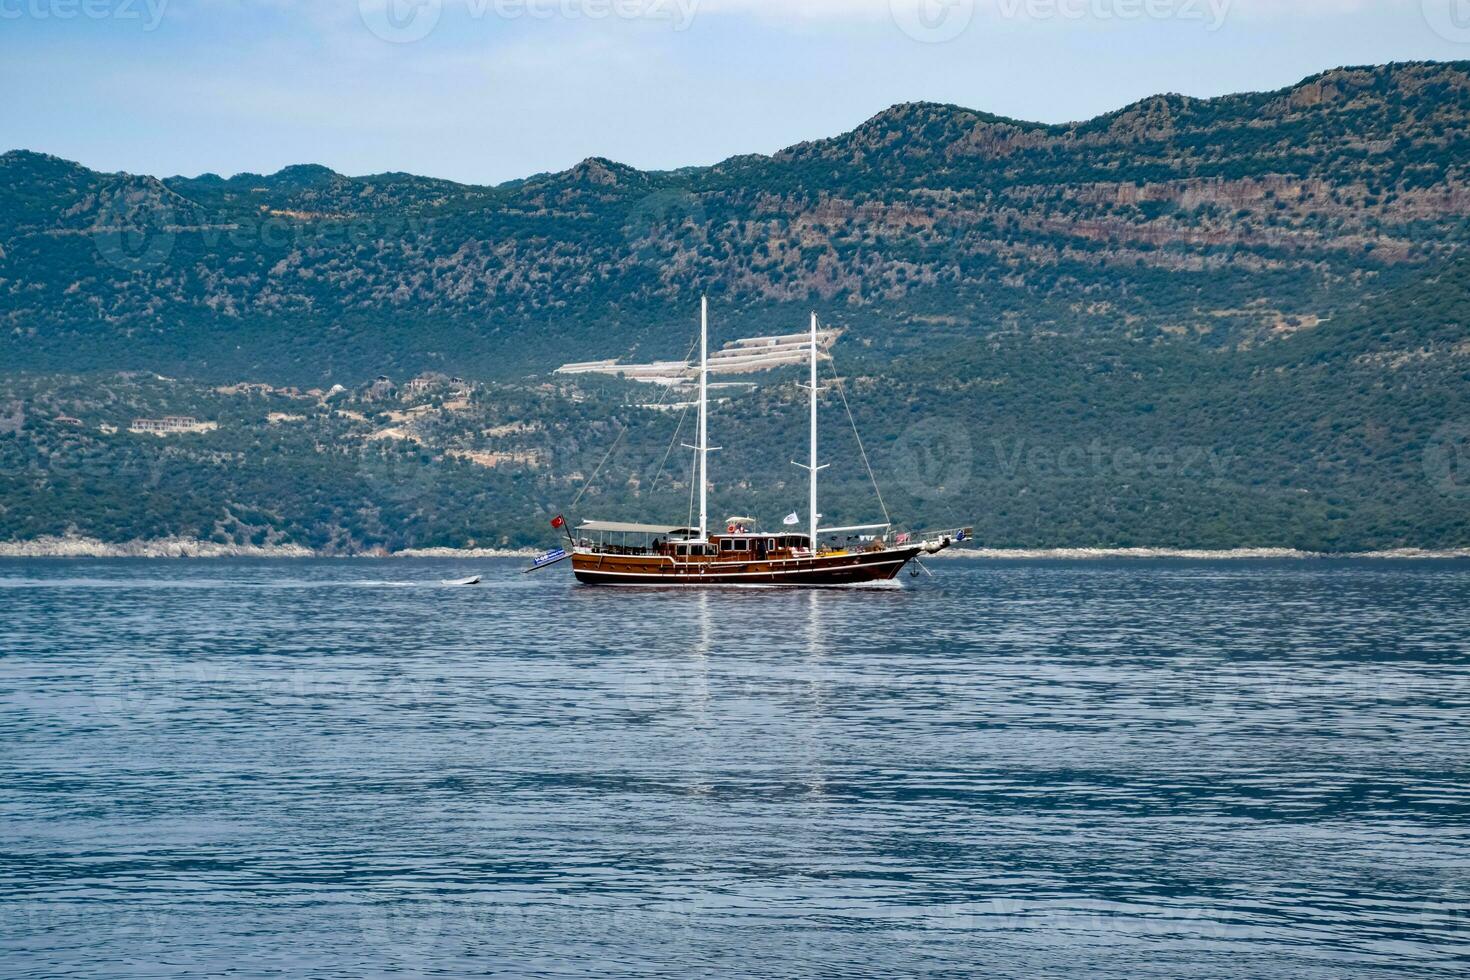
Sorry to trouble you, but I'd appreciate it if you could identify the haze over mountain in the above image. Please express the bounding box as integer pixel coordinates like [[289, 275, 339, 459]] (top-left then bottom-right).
[[1, 62, 1468, 553]]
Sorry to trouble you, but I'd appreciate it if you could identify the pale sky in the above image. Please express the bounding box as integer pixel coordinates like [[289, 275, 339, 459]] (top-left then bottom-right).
[[3, 0, 1468, 184]]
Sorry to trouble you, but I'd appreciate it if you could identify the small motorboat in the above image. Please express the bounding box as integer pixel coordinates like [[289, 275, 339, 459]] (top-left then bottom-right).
[[441, 575, 481, 587]]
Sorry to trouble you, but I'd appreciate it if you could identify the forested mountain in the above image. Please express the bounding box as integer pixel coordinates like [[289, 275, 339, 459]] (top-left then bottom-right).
[[1, 62, 1468, 552], [4, 61, 1469, 380]]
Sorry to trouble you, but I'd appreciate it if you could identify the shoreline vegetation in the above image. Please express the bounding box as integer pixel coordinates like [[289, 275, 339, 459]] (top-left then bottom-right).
[[1, 536, 1466, 561]]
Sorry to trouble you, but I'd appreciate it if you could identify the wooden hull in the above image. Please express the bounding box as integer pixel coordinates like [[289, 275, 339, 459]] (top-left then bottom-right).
[[571, 546, 923, 586]]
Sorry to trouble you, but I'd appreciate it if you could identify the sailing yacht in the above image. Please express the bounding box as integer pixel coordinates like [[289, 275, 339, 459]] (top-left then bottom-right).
[[540, 298, 970, 586]]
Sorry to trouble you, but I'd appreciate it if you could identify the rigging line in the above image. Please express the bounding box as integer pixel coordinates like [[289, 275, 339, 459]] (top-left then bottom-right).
[[823, 336, 892, 527], [566, 328, 701, 511], [649, 397, 694, 492], [568, 427, 627, 510], [646, 329, 702, 493]]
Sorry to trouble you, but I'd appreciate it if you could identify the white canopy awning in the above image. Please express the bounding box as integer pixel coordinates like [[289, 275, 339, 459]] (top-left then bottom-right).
[[817, 524, 892, 535], [577, 521, 695, 535]]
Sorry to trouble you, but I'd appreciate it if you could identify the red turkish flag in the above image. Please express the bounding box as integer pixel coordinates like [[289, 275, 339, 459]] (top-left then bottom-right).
[[551, 515, 566, 529]]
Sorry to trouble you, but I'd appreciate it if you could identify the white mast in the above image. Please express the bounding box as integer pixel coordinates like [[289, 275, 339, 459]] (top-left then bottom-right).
[[794, 312, 828, 548], [683, 296, 719, 542], [808, 311, 819, 546], [698, 295, 709, 543]]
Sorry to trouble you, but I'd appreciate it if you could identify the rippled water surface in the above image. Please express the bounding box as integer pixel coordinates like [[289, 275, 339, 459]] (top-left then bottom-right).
[[2, 558, 1469, 978]]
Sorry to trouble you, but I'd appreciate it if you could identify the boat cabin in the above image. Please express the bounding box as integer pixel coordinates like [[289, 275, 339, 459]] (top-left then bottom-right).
[[576, 520, 818, 562], [708, 533, 814, 560]]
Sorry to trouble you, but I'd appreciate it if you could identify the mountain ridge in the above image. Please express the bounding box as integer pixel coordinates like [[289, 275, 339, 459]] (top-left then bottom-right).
[[7, 60, 1462, 190], [2, 59, 1469, 385]]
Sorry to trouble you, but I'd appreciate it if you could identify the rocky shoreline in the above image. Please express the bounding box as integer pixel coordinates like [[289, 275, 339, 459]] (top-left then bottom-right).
[[0, 536, 318, 559], [0, 536, 536, 559], [391, 546, 542, 559], [1, 537, 1465, 561]]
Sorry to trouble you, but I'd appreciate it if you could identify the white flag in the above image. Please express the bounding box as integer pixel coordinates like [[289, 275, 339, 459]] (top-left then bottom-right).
[[783, 512, 800, 526]]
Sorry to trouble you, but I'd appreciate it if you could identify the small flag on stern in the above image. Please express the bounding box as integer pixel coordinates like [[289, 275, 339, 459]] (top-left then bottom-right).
[[783, 512, 800, 526], [551, 515, 566, 529]]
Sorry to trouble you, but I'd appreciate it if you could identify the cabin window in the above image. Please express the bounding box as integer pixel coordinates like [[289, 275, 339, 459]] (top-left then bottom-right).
[[766, 538, 776, 550], [721, 540, 734, 552], [734, 539, 748, 551], [675, 544, 689, 557], [702, 545, 717, 557]]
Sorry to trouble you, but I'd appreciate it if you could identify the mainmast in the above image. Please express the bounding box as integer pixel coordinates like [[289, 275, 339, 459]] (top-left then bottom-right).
[[683, 296, 719, 542], [795, 312, 828, 548], [807, 312, 820, 546], [698, 295, 709, 542]]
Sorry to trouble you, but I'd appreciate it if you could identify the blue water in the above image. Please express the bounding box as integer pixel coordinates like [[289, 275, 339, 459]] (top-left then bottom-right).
[[2, 558, 1468, 978]]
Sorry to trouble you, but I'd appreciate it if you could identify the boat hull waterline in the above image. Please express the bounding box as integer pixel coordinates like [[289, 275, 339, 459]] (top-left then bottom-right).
[[571, 546, 925, 586]]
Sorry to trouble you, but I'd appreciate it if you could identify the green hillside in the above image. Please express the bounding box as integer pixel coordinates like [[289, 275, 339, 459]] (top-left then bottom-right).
[[3, 255, 1467, 553]]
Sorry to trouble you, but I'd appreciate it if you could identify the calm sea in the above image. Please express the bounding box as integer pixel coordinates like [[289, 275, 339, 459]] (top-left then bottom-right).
[[2, 558, 1468, 978]]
